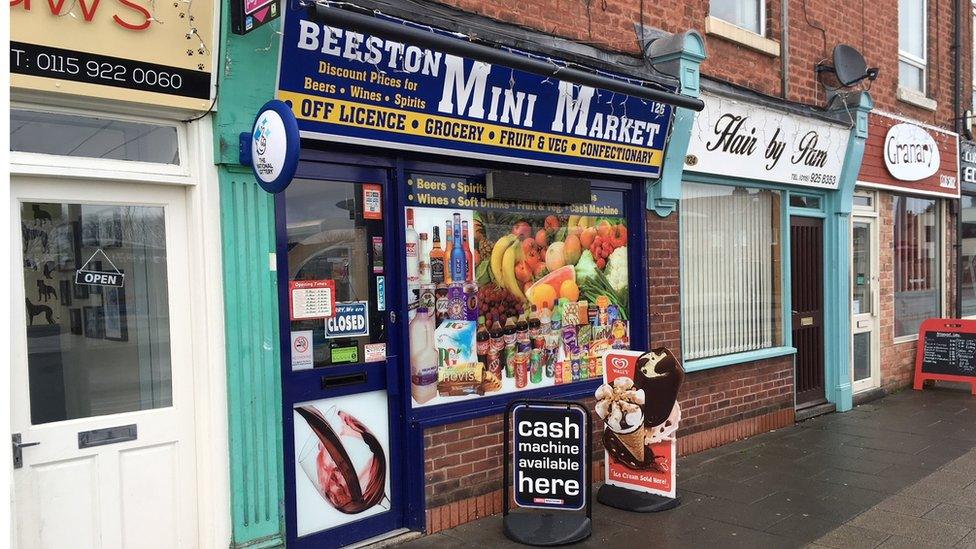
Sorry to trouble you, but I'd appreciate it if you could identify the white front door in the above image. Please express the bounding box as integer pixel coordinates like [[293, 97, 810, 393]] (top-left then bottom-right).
[[851, 215, 880, 393], [11, 178, 199, 548]]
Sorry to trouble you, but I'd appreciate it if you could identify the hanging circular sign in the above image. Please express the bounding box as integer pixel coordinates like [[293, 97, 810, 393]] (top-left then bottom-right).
[[250, 99, 300, 193], [883, 123, 941, 182]]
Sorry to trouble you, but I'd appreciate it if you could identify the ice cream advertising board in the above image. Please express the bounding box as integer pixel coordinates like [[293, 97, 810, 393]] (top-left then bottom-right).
[[276, 8, 674, 178], [596, 349, 684, 500], [293, 390, 391, 536]]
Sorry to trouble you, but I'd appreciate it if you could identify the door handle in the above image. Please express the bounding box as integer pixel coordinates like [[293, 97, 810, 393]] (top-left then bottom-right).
[[12, 433, 39, 469]]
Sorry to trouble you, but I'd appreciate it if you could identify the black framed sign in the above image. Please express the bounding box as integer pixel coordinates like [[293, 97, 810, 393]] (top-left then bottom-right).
[[503, 400, 592, 545]]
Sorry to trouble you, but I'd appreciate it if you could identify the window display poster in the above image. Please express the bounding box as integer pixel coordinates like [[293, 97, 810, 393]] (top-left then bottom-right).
[[405, 173, 631, 407], [290, 279, 336, 320], [596, 349, 683, 498], [293, 391, 391, 536]]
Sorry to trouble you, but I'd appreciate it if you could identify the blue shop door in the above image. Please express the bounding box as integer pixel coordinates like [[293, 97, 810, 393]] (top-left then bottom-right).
[[277, 162, 405, 548]]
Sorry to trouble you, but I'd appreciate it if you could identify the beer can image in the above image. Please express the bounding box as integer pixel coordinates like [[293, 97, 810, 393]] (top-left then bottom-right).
[[514, 352, 528, 388], [505, 343, 516, 378], [463, 282, 479, 321], [529, 349, 542, 383], [571, 354, 582, 381]]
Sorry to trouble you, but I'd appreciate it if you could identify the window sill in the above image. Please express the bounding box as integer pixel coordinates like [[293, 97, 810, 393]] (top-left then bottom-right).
[[897, 87, 938, 111], [684, 346, 797, 373], [893, 334, 919, 345], [704, 16, 780, 57]]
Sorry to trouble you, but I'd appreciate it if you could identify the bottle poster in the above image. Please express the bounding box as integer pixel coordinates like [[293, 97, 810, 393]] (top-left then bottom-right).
[[595, 349, 684, 498], [293, 390, 391, 536], [405, 173, 632, 407]]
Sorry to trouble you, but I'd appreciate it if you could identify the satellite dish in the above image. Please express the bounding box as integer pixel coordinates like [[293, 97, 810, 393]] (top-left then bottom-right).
[[833, 44, 868, 87]]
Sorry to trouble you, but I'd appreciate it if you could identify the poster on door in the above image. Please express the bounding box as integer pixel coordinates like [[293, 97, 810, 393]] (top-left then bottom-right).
[[293, 390, 391, 536], [405, 173, 633, 408], [596, 349, 684, 498]]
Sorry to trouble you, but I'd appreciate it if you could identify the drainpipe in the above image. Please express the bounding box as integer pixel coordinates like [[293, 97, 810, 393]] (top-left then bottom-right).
[[955, 0, 964, 318], [781, 0, 789, 100]]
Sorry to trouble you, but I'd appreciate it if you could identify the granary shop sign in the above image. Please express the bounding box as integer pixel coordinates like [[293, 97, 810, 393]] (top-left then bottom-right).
[[276, 8, 675, 178], [685, 92, 851, 190], [858, 113, 959, 198]]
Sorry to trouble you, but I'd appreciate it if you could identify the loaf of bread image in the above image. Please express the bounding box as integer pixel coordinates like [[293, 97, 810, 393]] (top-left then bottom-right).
[[633, 348, 684, 428]]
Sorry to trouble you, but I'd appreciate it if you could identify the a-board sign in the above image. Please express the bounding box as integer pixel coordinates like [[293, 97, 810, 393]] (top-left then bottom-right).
[[511, 402, 588, 511], [503, 400, 592, 546], [595, 349, 684, 511], [914, 318, 976, 395]]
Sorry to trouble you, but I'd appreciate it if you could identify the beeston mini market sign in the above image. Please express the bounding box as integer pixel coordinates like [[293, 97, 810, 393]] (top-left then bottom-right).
[[276, 9, 675, 178]]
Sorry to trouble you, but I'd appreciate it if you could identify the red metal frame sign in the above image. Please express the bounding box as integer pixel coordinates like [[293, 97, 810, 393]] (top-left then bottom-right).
[[914, 318, 976, 395]]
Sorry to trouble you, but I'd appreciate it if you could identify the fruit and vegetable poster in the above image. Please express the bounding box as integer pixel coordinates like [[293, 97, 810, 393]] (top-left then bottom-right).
[[596, 349, 684, 498], [293, 390, 391, 536], [405, 173, 632, 407]]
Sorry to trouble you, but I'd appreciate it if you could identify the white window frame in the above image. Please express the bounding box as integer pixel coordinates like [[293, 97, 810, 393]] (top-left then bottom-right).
[[710, 0, 766, 36], [898, 0, 928, 96], [892, 195, 945, 344], [10, 102, 194, 185]]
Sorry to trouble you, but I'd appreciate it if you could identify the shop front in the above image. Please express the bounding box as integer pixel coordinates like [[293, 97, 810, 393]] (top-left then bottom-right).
[[959, 140, 976, 318], [679, 86, 872, 420], [9, 0, 230, 547], [854, 112, 959, 396], [262, 4, 704, 547]]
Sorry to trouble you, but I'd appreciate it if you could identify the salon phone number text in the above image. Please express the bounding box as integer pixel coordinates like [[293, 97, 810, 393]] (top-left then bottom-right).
[[10, 42, 210, 100]]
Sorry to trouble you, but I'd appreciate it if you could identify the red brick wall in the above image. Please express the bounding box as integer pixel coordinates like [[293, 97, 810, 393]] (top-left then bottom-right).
[[434, 0, 968, 132]]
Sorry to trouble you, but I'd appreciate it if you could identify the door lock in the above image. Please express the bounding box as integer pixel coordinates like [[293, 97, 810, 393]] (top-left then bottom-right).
[[12, 433, 40, 469], [389, 311, 397, 324]]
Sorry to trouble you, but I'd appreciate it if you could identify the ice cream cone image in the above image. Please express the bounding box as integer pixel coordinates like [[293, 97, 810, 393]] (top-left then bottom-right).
[[613, 424, 646, 463]]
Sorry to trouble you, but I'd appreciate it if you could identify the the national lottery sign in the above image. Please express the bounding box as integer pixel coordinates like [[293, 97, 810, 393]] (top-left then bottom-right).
[[276, 7, 675, 178]]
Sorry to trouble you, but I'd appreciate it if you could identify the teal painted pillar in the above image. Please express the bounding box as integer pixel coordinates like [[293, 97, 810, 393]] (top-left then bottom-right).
[[214, 14, 286, 549], [646, 31, 706, 216], [823, 92, 874, 413]]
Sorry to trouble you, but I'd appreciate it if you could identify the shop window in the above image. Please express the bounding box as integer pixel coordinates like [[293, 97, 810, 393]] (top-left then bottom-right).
[[20, 202, 172, 424], [680, 183, 783, 361], [403, 173, 631, 407], [10, 109, 179, 165], [898, 0, 927, 94], [853, 191, 875, 210], [710, 0, 763, 35], [961, 195, 976, 317], [893, 195, 942, 337], [284, 179, 387, 368]]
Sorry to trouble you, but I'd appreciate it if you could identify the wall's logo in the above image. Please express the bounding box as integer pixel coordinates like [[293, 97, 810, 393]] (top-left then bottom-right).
[[884, 123, 941, 182]]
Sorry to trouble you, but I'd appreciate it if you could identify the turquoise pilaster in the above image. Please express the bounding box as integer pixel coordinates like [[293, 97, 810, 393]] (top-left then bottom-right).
[[646, 31, 706, 216], [823, 92, 874, 412], [214, 15, 286, 549]]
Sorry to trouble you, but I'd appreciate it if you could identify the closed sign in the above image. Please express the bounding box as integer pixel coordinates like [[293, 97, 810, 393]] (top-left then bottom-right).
[[324, 301, 369, 338]]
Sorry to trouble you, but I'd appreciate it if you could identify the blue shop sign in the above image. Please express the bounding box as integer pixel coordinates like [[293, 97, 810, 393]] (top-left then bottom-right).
[[324, 301, 370, 338], [277, 7, 675, 178]]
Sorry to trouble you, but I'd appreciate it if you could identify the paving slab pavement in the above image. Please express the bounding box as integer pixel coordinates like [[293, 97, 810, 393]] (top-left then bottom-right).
[[396, 385, 976, 548]]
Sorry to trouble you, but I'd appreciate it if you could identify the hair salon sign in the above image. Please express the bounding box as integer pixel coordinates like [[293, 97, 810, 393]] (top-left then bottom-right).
[[685, 93, 850, 189]]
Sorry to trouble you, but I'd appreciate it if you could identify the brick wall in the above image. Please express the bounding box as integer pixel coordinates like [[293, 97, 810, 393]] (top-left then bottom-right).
[[433, 0, 968, 133]]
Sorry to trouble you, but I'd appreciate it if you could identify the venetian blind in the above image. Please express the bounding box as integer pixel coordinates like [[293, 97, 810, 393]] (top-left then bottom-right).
[[680, 183, 779, 361]]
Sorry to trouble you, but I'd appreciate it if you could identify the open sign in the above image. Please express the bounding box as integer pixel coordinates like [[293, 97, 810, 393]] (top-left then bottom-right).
[[75, 269, 125, 288]]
